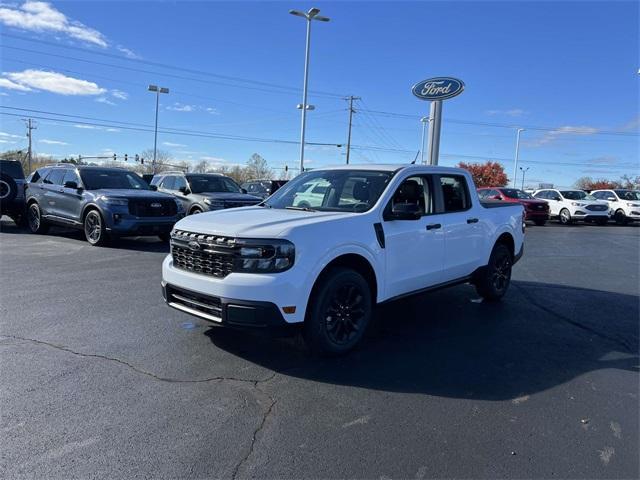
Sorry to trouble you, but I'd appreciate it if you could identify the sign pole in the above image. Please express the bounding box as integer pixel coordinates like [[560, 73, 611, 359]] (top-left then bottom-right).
[[426, 100, 442, 165]]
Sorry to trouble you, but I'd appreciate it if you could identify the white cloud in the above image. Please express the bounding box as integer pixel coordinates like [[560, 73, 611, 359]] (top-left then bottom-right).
[[39, 138, 68, 145], [0, 1, 107, 47], [206, 107, 220, 115], [110, 89, 128, 100], [116, 45, 140, 59], [74, 124, 97, 129], [199, 156, 229, 166], [96, 96, 116, 105], [527, 125, 599, 147], [0, 131, 23, 139], [0, 139, 17, 144], [486, 109, 528, 117], [162, 142, 187, 147], [0, 77, 32, 91], [2, 69, 106, 95], [105, 128, 120, 132], [167, 102, 195, 112]]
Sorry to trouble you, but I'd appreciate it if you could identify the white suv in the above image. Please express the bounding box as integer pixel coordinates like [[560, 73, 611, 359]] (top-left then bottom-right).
[[533, 189, 609, 225], [591, 189, 640, 225]]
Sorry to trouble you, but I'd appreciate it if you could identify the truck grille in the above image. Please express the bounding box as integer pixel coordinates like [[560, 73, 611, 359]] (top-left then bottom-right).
[[586, 204, 607, 211], [170, 229, 236, 278], [129, 199, 177, 217], [166, 285, 222, 322]]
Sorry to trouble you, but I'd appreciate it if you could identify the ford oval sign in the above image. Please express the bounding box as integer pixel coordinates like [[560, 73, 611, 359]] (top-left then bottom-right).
[[412, 77, 465, 101]]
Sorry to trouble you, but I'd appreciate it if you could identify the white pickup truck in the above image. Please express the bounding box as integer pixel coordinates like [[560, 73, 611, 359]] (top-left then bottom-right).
[[162, 164, 524, 354]]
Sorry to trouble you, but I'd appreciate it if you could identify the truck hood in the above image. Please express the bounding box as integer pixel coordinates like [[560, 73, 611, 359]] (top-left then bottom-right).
[[174, 207, 355, 237]]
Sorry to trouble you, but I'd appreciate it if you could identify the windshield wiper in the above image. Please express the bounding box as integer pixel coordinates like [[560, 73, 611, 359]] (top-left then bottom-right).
[[285, 206, 316, 212]]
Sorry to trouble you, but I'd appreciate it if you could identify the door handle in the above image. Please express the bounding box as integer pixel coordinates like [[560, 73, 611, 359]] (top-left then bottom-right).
[[426, 223, 441, 230], [467, 218, 479, 224]]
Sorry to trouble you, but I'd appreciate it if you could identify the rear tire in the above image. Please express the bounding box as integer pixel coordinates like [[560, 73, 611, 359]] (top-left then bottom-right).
[[303, 267, 372, 356], [559, 208, 572, 225], [84, 209, 108, 246], [474, 243, 512, 302], [534, 219, 546, 226], [27, 203, 49, 234]]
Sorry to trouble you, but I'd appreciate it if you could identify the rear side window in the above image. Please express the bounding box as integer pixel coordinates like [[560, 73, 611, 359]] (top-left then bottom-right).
[[44, 169, 66, 185], [0, 160, 25, 179], [30, 167, 50, 183], [439, 175, 470, 212]]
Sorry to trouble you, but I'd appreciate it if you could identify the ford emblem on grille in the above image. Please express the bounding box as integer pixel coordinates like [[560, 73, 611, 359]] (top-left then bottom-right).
[[188, 240, 201, 251], [150, 202, 162, 208]]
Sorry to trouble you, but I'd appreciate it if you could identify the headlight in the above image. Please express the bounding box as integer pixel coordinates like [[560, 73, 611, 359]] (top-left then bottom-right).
[[234, 239, 295, 273], [571, 202, 585, 207], [203, 198, 224, 209], [99, 196, 128, 206], [627, 203, 640, 207]]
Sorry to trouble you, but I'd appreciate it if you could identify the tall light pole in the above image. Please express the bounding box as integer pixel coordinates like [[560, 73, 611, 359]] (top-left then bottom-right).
[[519, 166, 530, 190], [419, 116, 428, 164], [512, 128, 525, 187], [289, 7, 330, 173], [148, 85, 169, 174]]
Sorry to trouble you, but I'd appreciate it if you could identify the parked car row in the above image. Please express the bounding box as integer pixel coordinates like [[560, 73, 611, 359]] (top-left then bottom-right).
[[0, 159, 289, 245], [477, 185, 640, 226]]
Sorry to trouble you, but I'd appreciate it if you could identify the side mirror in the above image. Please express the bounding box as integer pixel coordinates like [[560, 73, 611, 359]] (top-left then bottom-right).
[[179, 186, 190, 194], [64, 180, 79, 190], [149, 185, 158, 191], [241, 188, 248, 194], [389, 203, 422, 220], [553, 196, 562, 201]]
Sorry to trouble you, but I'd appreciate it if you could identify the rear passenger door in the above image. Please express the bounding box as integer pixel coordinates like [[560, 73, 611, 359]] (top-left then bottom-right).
[[437, 174, 484, 281], [41, 168, 67, 217]]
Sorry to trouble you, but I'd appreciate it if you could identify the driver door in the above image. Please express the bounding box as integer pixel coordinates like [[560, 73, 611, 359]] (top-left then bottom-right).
[[383, 175, 446, 299]]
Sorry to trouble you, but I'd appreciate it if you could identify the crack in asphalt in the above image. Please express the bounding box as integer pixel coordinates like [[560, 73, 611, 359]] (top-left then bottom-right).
[[512, 284, 635, 353], [0, 334, 277, 385]]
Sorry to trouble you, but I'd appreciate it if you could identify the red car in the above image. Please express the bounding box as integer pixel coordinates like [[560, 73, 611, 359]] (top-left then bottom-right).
[[478, 187, 550, 226]]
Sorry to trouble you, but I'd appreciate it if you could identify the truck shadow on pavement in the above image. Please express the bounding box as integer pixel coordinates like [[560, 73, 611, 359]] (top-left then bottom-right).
[[206, 281, 639, 400]]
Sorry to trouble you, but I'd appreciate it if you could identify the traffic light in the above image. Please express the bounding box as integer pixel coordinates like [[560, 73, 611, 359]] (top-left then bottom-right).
[[285, 165, 288, 172], [135, 154, 139, 163], [124, 154, 128, 162], [140, 157, 144, 164], [113, 153, 116, 161]]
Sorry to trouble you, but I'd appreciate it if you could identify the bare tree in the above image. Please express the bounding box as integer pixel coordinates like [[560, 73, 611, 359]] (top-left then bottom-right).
[[192, 159, 210, 173], [245, 153, 273, 180], [139, 148, 174, 172]]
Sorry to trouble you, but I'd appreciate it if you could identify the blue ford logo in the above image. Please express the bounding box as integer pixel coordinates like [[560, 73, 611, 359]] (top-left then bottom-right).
[[188, 240, 200, 251], [412, 77, 465, 101]]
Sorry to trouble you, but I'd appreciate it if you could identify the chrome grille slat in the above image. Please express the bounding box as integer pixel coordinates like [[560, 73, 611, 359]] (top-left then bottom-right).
[[170, 229, 237, 278]]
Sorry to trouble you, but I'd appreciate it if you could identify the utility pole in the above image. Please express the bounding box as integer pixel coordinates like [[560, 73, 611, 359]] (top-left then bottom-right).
[[24, 118, 37, 174], [345, 95, 360, 164]]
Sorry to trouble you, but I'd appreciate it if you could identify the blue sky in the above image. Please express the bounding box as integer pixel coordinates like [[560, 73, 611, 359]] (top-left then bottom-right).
[[0, 0, 638, 187]]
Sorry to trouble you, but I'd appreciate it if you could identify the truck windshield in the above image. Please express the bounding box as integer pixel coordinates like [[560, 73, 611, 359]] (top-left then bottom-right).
[[264, 169, 394, 212], [560, 190, 595, 201], [80, 169, 149, 190], [614, 190, 640, 201], [188, 175, 241, 193], [501, 188, 533, 199]]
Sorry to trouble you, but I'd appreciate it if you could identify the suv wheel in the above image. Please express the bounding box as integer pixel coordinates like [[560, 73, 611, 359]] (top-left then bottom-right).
[[0, 173, 17, 203], [303, 267, 372, 356], [614, 209, 628, 226], [190, 206, 203, 215], [84, 210, 108, 246], [559, 208, 572, 225], [474, 243, 512, 301], [27, 203, 49, 234]]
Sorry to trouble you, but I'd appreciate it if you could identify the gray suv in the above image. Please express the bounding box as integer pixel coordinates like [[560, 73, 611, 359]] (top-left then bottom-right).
[[151, 172, 261, 215], [26, 165, 184, 246]]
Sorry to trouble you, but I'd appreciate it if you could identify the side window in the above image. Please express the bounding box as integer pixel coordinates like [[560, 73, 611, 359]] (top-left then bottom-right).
[[150, 176, 161, 186], [62, 169, 80, 186], [45, 169, 66, 186], [439, 175, 470, 212], [160, 176, 175, 190], [174, 176, 188, 191], [478, 189, 488, 199], [390, 176, 433, 216]]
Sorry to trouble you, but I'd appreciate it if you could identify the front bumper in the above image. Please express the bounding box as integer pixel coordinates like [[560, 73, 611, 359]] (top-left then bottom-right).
[[105, 215, 182, 236], [524, 210, 549, 221], [162, 282, 295, 335]]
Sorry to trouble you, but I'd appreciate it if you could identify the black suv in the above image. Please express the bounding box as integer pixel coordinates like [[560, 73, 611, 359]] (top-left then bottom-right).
[[0, 159, 27, 226], [26, 165, 184, 246], [151, 172, 261, 215]]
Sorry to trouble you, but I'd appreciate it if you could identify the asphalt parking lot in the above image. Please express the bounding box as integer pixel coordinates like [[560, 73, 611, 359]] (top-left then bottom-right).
[[1, 219, 638, 479]]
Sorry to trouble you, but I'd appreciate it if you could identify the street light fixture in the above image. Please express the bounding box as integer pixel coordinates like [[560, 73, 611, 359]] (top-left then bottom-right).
[[289, 7, 330, 173], [148, 84, 169, 174], [512, 128, 525, 187]]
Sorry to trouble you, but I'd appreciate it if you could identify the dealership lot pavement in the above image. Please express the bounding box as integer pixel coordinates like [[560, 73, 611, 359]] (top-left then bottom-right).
[[1, 220, 638, 479]]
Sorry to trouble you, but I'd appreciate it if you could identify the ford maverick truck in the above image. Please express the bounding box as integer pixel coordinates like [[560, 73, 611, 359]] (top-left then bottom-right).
[[162, 164, 525, 354]]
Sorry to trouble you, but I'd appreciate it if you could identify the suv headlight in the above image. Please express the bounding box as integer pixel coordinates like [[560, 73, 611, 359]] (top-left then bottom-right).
[[627, 202, 640, 207], [99, 196, 128, 206], [571, 202, 585, 207], [234, 239, 295, 273], [203, 198, 224, 209]]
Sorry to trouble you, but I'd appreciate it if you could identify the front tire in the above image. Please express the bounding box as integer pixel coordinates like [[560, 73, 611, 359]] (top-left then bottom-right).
[[189, 206, 203, 215], [475, 243, 512, 301], [559, 208, 572, 225], [303, 267, 372, 356], [84, 209, 108, 246], [27, 203, 49, 234], [614, 209, 628, 226]]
